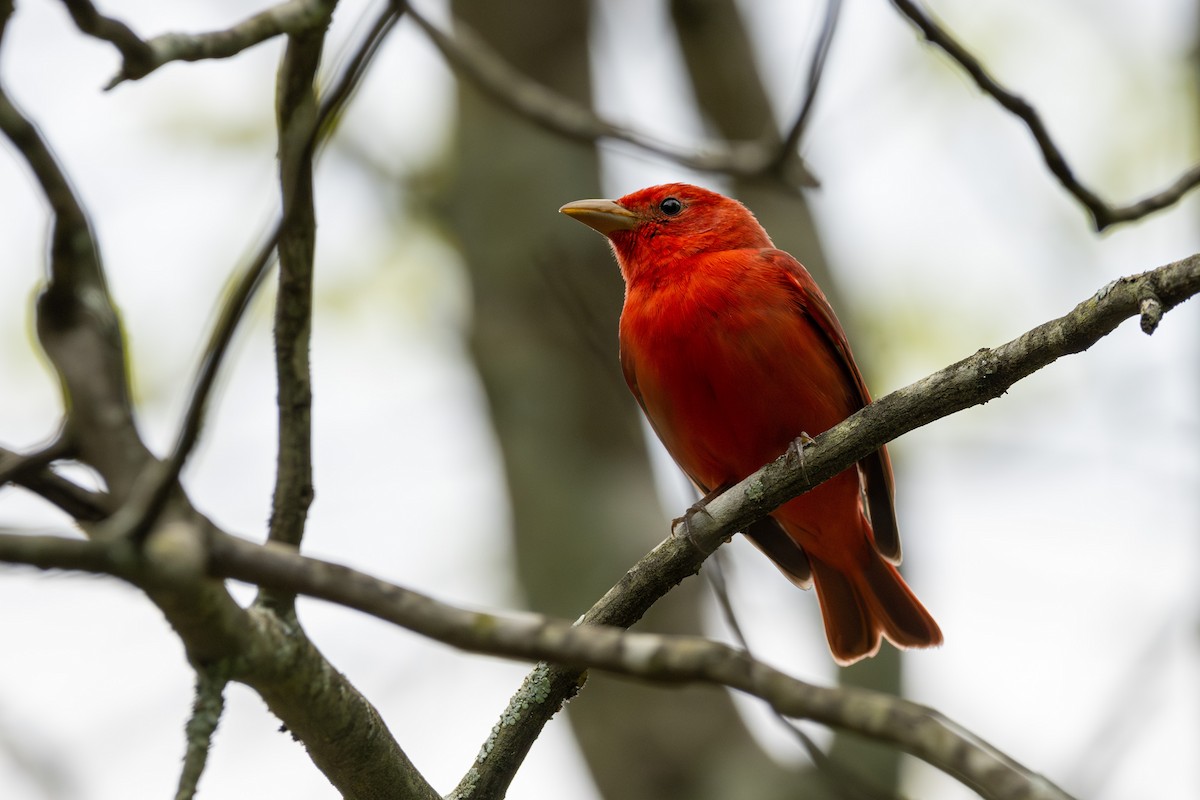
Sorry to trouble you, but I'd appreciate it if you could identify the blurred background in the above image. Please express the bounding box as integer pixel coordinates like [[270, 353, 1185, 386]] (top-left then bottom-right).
[[1, 0, 1197, 798]]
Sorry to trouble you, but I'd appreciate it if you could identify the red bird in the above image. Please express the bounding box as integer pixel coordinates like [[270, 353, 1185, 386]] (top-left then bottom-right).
[[560, 183, 942, 665]]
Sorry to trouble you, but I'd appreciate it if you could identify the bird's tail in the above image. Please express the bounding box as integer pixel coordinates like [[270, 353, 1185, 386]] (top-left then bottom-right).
[[808, 550, 943, 666]]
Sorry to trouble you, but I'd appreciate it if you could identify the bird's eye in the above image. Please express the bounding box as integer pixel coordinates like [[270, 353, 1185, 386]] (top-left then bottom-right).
[[659, 197, 683, 216]]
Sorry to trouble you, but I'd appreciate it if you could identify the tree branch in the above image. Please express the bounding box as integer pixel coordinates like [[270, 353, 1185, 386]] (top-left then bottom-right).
[[94, 0, 339, 89], [889, 0, 1200, 231], [5, 251, 1193, 798], [0, 528, 1073, 800], [175, 666, 228, 800], [0, 522, 441, 800], [0, 22, 150, 501], [0, 437, 70, 488], [212, 534, 1074, 800], [59, 0, 155, 78], [0, 440, 112, 522], [774, 0, 842, 172], [685, 255, 1199, 545], [1, 462, 112, 522], [94, 3, 403, 545], [258, 0, 329, 617], [407, 4, 817, 188], [1, 4, 439, 796], [456, 253, 1199, 797], [7, 1, 1195, 796]]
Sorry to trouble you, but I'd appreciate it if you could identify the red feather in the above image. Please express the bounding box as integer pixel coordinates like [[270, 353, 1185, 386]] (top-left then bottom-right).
[[561, 183, 941, 665]]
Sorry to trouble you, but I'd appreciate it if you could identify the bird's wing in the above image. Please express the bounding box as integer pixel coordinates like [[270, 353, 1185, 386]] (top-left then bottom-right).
[[762, 249, 902, 564], [622, 344, 814, 585]]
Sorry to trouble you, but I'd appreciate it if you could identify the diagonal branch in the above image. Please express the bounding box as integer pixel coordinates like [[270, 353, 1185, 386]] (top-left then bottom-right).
[[456, 253, 1199, 798], [0, 439, 112, 522], [225, 254, 1199, 800], [4, 254, 1195, 800], [0, 529, 1074, 800], [1, 460, 111, 522], [207, 533, 1072, 800], [0, 437, 71, 489], [889, 0, 1200, 231], [691, 255, 1199, 542], [774, 0, 842, 172]]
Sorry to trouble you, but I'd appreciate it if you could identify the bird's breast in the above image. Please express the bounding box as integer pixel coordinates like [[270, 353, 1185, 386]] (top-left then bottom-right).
[[619, 272, 856, 490]]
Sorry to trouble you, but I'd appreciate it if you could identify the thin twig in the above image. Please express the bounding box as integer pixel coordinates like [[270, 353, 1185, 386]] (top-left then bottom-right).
[[3, 253, 1196, 800], [203, 533, 1073, 800], [774, 0, 842, 171], [453, 253, 1199, 799], [175, 666, 228, 800], [889, 0, 1200, 231], [257, 11, 329, 616], [0, 436, 71, 487], [59, 0, 155, 77], [95, 2, 405, 543], [1, 461, 112, 522], [0, 438, 112, 522], [0, 527, 1072, 800], [103, 0, 339, 89], [706, 554, 899, 800], [407, 4, 817, 187], [0, 18, 149, 499], [2, 4, 439, 796]]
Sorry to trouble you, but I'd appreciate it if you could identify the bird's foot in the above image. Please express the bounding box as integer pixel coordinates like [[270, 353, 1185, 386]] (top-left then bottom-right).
[[785, 432, 816, 478], [672, 501, 721, 555]]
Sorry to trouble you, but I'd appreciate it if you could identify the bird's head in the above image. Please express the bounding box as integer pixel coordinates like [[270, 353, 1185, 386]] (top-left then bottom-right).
[[560, 183, 772, 284]]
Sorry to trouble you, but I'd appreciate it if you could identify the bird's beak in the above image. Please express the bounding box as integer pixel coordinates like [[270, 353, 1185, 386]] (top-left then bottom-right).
[[559, 198, 640, 235]]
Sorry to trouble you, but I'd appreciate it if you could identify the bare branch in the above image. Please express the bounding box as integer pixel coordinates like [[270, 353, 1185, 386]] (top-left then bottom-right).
[[5, 254, 1194, 799], [407, 4, 817, 187], [0, 530, 128, 573], [104, 0, 339, 89], [95, 3, 402, 544], [175, 666, 228, 800], [0, 439, 112, 522], [203, 534, 1073, 800], [889, 0, 1200, 231], [0, 436, 71, 488], [687, 255, 1199, 546], [457, 253, 1199, 797], [0, 528, 1072, 800], [2, 4, 438, 795], [256, 10, 330, 617], [0, 29, 150, 499], [775, 0, 842, 171], [59, 0, 155, 77], [0, 523, 441, 800], [2, 463, 111, 522]]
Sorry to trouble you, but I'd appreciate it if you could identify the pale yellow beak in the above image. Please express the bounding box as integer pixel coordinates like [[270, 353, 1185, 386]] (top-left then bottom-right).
[[559, 198, 640, 235]]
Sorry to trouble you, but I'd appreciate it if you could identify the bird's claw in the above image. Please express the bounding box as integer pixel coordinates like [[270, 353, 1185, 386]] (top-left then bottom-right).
[[785, 432, 816, 477], [672, 501, 721, 555]]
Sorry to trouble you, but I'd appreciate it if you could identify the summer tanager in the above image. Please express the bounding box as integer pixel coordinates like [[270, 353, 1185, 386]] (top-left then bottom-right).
[[560, 183, 941, 665]]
